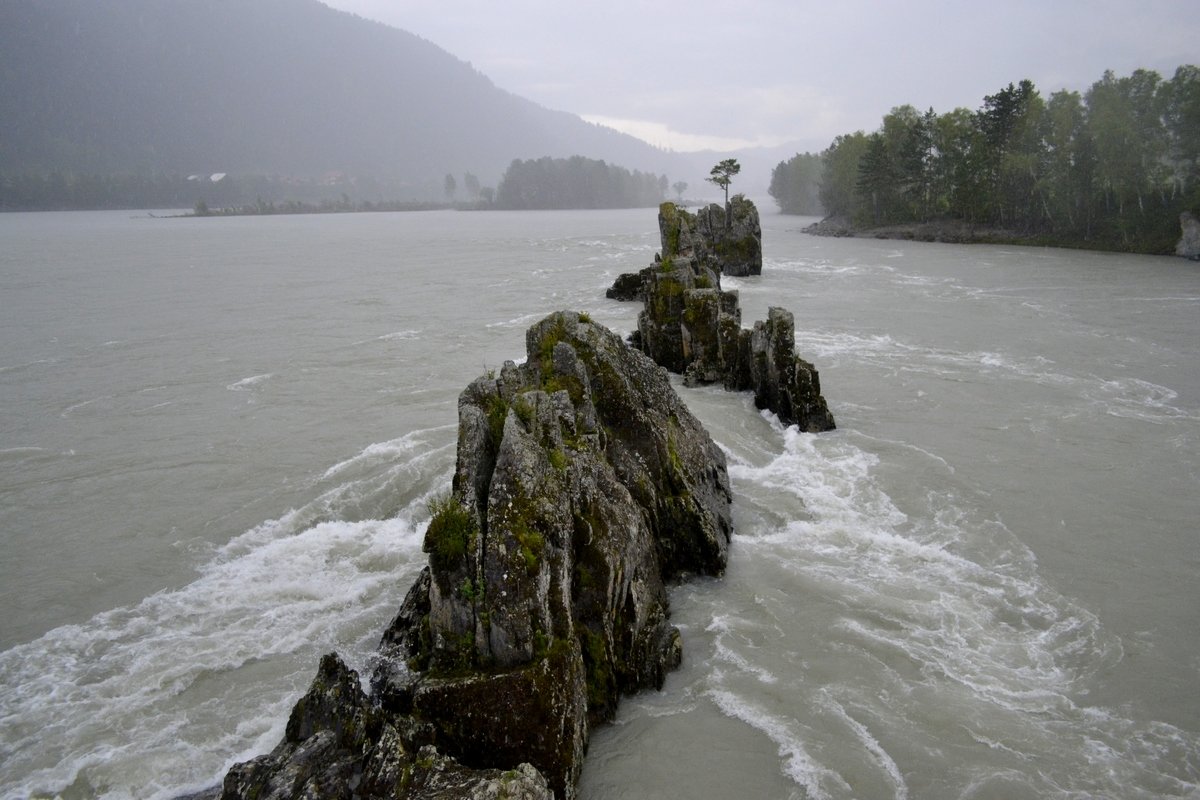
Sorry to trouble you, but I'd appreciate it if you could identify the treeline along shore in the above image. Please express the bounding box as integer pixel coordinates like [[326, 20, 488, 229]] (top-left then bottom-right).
[[769, 65, 1200, 257], [1, 156, 675, 215]]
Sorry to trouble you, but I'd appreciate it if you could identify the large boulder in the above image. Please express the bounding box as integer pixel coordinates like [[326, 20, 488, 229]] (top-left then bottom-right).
[[217, 312, 733, 800], [218, 653, 553, 800], [604, 266, 652, 301]]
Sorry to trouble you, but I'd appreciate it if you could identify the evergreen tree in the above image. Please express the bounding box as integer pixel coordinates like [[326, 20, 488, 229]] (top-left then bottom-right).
[[856, 133, 897, 224], [769, 152, 824, 215], [706, 158, 741, 215], [819, 132, 870, 220]]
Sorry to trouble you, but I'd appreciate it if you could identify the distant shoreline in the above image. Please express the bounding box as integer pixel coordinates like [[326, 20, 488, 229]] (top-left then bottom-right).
[[183, 200, 667, 218], [801, 216, 1186, 258], [185, 199, 463, 217]]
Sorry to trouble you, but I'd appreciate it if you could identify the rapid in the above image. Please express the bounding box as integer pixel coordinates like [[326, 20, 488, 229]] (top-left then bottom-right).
[[1, 208, 1197, 798]]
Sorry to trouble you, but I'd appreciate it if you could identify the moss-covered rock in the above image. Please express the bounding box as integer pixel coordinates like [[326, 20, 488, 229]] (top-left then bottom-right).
[[219, 654, 379, 800], [694, 194, 763, 277], [632, 200, 836, 432], [747, 307, 836, 433], [409, 643, 587, 798], [216, 311, 734, 800], [604, 267, 652, 301]]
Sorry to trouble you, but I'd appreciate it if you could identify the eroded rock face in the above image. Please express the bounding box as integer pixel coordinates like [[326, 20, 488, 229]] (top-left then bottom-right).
[[746, 308, 836, 433], [636, 202, 836, 433], [694, 195, 763, 277], [605, 195, 761, 301], [216, 312, 733, 800], [604, 267, 650, 301], [218, 653, 553, 800]]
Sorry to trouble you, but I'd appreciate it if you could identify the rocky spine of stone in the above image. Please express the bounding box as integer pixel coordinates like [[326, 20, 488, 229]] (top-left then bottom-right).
[[212, 311, 734, 800], [615, 200, 836, 433]]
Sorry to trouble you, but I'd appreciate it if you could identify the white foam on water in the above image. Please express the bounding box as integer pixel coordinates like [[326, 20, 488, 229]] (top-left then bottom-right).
[[0, 434, 451, 800], [352, 329, 422, 345], [321, 426, 454, 481], [0, 358, 54, 375], [799, 329, 1067, 384], [766, 258, 865, 276], [486, 312, 545, 329], [225, 373, 273, 392], [709, 421, 1200, 797], [705, 614, 778, 685], [816, 690, 908, 800], [60, 395, 111, 417], [1087, 376, 1198, 423], [707, 681, 844, 800]]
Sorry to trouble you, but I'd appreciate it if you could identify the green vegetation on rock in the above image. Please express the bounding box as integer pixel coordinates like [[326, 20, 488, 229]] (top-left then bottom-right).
[[424, 493, 477, 573]]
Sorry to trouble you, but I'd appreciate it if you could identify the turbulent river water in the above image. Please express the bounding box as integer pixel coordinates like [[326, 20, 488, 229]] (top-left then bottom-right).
[[1, 208, 1197, 799]]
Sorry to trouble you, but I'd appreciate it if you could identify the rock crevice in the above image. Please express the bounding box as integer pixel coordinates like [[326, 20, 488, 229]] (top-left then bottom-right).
[[216, 312, 733, 800], [617, 200, 836, 433]]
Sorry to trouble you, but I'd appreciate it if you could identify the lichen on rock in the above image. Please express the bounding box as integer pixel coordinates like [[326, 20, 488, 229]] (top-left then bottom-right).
[[694, 194, 763, 277], [631, 200, 836, 432], [214, 311, 733, 800]]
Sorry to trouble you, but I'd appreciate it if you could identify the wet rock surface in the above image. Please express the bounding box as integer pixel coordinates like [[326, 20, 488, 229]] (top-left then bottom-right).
[[623, 201, 836, 432], [214, 311, 733, 800]]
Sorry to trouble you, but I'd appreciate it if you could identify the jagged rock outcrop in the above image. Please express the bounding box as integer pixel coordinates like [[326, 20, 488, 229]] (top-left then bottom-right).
[[219, 653, 554, 800], [216, 311, 733, 800], [626, 201, 835, 433], [693, 195, 763, 277], [1178, 211, 1200, 261], [604, 267, 651, 301], [605, 194, 763, 300]]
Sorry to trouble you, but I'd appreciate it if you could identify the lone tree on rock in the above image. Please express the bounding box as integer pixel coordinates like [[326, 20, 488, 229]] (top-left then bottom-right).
[[707, 158, 741, 224]]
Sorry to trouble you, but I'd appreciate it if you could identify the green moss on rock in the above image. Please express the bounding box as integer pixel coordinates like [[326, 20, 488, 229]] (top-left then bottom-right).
[[424, 493, 477, 574]]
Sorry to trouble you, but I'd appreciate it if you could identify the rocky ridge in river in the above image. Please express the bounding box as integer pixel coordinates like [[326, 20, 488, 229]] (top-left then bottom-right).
[[612, 199, 836, 433], [212, 311, 733, 799]]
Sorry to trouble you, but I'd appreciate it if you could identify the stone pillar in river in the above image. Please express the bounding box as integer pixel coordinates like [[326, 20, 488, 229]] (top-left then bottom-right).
[[633, 201, 836, 433]]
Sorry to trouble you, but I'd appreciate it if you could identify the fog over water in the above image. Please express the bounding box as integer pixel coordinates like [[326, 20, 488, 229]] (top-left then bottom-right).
[[324, 0, 1200, 154], [1, 209, 1198, 798]]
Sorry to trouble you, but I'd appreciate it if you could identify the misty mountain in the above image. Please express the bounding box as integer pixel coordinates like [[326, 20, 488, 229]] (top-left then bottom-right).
[[0, 0, 688, 195]]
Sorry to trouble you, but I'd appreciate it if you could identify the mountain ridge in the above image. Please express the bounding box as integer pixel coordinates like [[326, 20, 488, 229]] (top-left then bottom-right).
[[0, 0, 688, 196]]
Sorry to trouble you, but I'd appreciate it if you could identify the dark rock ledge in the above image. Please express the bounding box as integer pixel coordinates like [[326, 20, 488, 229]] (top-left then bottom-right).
[[206, 311, 733, 800], [610, 200, 836, 433]]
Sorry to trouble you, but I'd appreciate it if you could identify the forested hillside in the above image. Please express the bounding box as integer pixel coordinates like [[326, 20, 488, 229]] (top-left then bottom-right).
[[771, 66, 1200, 253], [0, 0, 678, 204]]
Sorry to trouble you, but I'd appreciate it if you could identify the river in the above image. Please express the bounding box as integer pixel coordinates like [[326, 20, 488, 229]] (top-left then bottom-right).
[[1, 208, 1197, 799]]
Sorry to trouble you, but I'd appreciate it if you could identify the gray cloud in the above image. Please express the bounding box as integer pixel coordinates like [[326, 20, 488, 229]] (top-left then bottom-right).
[[325, 0, 1199, 152]]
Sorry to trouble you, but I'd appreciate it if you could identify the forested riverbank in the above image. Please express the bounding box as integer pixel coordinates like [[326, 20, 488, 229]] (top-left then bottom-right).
[[771, 65, 1200, 255]]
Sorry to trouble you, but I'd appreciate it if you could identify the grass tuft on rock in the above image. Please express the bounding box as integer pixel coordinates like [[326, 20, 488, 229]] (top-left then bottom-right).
[[424, 493, 477, 573]]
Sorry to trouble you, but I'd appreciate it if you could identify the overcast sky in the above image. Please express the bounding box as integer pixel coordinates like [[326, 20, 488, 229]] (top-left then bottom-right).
[[323, 0, 1198, 153]]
